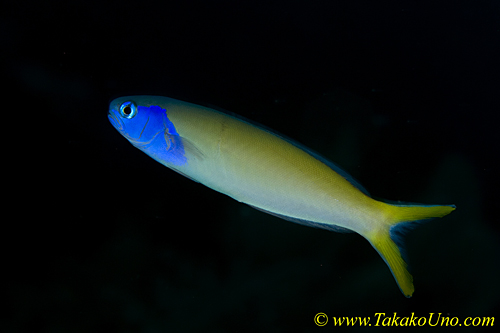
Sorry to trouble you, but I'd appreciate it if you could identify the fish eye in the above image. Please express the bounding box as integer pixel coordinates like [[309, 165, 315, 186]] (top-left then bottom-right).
[[119, 101, 138, 119]]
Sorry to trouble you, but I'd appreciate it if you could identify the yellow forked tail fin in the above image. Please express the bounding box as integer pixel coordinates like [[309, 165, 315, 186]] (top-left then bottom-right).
[[367, 203, 456, 297]]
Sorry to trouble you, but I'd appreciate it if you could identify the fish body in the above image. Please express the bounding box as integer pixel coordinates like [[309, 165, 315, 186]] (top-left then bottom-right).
[[108, 95, 455, 297]]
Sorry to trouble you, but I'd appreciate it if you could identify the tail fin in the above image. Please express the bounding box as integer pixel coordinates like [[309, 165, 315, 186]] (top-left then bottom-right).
[[366, 203, 456, 297]]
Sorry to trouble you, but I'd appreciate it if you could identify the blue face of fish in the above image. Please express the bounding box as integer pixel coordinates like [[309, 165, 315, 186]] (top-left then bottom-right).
[[108, 98, 187, 166], [108, 99, 164, 147]]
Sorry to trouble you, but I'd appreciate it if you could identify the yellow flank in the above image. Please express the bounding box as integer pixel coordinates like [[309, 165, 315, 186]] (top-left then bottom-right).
[[163, 97, 372, 224], [109, 95, 456, 297]]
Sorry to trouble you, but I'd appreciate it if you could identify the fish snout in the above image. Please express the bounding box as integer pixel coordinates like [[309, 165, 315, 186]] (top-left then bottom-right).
[[108, 110, 121, 130]]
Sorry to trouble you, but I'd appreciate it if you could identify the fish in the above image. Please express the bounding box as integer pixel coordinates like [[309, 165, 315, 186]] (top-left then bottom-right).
[[108, 95, 455, 297]]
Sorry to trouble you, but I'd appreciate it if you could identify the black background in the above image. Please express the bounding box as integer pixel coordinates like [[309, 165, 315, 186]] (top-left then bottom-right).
[[4, 0, 499, 331]]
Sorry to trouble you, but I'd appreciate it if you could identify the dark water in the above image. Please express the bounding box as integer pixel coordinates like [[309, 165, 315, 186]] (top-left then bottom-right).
[[4, 0, 499, 331]]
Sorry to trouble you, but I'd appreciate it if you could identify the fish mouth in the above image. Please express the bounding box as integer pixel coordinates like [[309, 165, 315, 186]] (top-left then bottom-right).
[[108, 111, 121, 130]]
